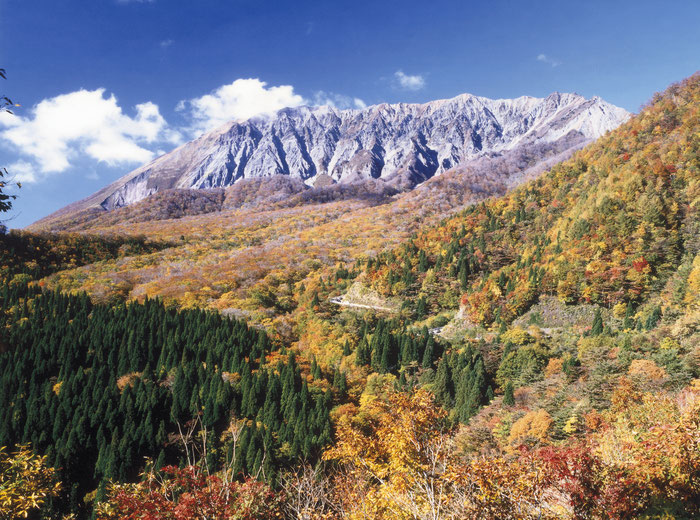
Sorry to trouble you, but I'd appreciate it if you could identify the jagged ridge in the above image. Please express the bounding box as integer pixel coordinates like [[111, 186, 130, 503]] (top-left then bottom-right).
[[45, 91, 628, 218]]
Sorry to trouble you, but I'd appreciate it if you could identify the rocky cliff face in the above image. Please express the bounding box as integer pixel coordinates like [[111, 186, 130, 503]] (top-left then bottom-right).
[[51, 91, 630, 214]]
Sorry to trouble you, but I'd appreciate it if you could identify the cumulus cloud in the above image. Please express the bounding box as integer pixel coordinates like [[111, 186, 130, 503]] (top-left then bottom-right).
[[159, 39, 174, 49], [394, 70, 425, 91], [178, 79, 305, 136], [0, 89, 181, 177], [7, 160, 36, 184], [312, 91, 366, 110], [0, 78, 368, 183], [537, 53, 561, 67]]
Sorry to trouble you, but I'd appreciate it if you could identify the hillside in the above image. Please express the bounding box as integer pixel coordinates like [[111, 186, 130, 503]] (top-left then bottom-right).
[[0, 74, 698, 520], [22, 131, 597, 340], [363, 74, 699, 328]]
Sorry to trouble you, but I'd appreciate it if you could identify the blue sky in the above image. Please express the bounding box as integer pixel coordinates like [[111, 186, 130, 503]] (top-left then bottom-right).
[[1, 0, 698, 228]]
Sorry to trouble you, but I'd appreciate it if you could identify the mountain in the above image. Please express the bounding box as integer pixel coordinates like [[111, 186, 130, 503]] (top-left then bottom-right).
[[2, 73, 698, 520], [365, 73, 700, 329], [39, 91, 629, 223]]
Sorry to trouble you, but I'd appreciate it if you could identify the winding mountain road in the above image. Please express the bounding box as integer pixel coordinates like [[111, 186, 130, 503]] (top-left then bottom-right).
[[328, 296, 396, 313]]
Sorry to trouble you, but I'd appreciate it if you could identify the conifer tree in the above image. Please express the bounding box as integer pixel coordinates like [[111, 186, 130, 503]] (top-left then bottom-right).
[[355, 339, 370, 366], [433, 358, 453, 406], [591, 309, 604, 336], [415, 297, 427, 319], [646, 305, 662, 330], [623, 304, 636, 330], [503, 380, 515, 406], [418, 250, 428, 272], [422, 339, 434, 368]]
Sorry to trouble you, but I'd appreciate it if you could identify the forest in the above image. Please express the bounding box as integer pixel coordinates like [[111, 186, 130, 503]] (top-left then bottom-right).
[[0, 75, 698, 519]]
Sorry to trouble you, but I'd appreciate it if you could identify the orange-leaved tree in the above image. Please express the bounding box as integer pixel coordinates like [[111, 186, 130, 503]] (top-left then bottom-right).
[[95, 464, 284, 520]]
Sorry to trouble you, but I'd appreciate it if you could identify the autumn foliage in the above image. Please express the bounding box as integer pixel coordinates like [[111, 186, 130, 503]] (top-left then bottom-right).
[[96, 465, 284, 520], [0, 444, 61, 520], [1, 73, 699, 520]]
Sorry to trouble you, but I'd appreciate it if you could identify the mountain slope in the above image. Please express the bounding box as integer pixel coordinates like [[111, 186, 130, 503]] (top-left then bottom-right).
[[1, 74, 698, 520], [36, 91, 628, 225], [363, 73, 699, 329]]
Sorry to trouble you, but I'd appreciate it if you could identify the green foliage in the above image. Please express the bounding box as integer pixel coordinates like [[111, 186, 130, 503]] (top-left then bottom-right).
[[430, 347, 488, 423], [0, 281, 331, 518], [355, 318, 445, 375], [502, 381, 515, 406], [497, 343, 550, 389], [645, 305, 662, 330], [591, 309, 604, 335]]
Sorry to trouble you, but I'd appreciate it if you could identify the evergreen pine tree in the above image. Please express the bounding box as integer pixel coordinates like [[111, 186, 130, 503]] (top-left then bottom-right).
[[415, 297, 427, 320], [623, 304, 636, 330], [591, 309, 604, 336], [646, 305, 662, 330], [422, 337, 434, 369], [503, 381, 515, 406], [332, 369, 347, 395], [154, 449, 166, 472], [380, 341, 391, 373], [433, 357, 453, 406], [418, 250, 428, 272], [355, 339, 370, 366], [399, 371, 407, 388]]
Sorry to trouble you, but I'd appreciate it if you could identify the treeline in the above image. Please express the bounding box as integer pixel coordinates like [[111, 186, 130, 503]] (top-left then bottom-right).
[[0, 281, 331, 518]]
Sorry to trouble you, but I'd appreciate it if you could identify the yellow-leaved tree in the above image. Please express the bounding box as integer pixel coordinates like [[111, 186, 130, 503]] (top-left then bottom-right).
[[323, 389, 455, 520], [323, 389, 560, 520], [0, 444, 62, 519]]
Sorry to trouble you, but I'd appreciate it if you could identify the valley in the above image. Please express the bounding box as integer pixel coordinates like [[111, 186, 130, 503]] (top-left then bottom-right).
[[1, 73, 698, 520]]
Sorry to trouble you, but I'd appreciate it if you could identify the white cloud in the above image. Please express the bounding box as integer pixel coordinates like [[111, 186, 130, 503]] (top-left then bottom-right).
[[159, 39, 174, 49], [312, 91, 366, 110], [353, 98, 367, 109], [178, 78, 305, 136], [537, 53, 561, 67], [7, 160, 36, 183], [0, 89, 181, 177], [0, 78, 368, 183], [394, 70, 425, 91]]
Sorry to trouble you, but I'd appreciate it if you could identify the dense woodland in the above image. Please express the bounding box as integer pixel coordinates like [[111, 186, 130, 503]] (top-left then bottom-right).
[[0, 75, 698, 519], [364, 74, 699, 327], [0, 281, 334, 517]]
